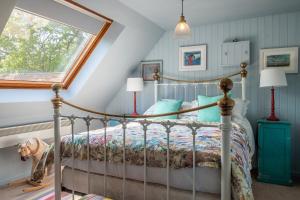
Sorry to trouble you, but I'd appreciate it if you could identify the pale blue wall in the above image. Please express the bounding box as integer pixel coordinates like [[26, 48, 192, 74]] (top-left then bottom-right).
[[107, 11, 300, 175]]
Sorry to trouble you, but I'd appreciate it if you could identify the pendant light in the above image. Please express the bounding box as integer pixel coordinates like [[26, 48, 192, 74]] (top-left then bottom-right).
[[174, 0, 191, 38]]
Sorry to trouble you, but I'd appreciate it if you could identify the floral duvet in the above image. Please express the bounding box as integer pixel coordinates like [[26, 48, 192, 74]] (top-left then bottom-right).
[[61, 120, 254, 200]]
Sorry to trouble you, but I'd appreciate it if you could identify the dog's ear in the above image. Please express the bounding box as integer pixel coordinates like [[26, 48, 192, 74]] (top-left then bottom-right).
[[26, 139, 32, 147], [17, 144, 22, 152]]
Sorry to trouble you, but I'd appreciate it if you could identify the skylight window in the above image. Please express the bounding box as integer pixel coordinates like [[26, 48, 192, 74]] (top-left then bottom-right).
[[0, 6, 112, 89]]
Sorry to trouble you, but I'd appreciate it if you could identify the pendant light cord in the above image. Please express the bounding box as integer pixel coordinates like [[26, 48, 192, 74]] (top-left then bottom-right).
[[181, 0, 184, 16]]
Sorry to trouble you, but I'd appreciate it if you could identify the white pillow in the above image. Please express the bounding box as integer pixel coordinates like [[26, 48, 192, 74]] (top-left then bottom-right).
[[143, 99, 184, 115], [178, 100, 198, 120], [232, 98, 249, 119], [143, 104, 155, 115]]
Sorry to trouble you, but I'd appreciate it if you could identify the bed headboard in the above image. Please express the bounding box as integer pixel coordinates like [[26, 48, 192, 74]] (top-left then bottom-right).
[[153, 63, 248, 103]]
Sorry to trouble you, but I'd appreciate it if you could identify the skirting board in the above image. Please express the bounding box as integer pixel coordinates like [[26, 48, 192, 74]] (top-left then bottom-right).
[[0, 120, 71, 148]]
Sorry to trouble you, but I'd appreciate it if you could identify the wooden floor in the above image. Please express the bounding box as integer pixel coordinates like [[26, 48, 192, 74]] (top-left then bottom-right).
[[0, 176, 299, 200], [0, 175, 55, 200]]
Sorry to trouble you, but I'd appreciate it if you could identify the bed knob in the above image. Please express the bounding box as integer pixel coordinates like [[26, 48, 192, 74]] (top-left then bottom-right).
[[219, 78, 233, 93], [153, 68, 160, 81], [219, 78, 234, 116], [240, 63, 248, 78], [52, 84, 62, 96], [51, 83, 63, 108]]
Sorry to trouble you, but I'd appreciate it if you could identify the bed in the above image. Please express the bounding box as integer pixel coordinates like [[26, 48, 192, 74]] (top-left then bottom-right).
[[51, 63, 253, 200], [60, 118, 254, 199]]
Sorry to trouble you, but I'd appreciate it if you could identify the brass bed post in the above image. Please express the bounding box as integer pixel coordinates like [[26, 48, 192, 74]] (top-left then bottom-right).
[[52, 84, 63, 200], [153, 68, 160, 103], [218, 79, 235, 200]]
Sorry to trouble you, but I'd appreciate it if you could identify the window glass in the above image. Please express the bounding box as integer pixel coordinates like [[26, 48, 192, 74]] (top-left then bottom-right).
[[0, 8, 92, 82]]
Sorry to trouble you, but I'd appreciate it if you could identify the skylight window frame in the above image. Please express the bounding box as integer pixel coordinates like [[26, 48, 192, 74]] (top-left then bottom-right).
[[0, 0, 112, 89]]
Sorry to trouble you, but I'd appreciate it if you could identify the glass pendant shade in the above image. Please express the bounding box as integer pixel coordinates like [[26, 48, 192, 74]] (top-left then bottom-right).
[[174, 15, 191, 38], [174, 0, 191, 38]]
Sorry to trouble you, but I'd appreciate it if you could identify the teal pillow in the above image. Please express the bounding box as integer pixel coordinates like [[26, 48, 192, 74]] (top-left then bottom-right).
[[152, 99, 183, 119], [197, 93, 232, 122]]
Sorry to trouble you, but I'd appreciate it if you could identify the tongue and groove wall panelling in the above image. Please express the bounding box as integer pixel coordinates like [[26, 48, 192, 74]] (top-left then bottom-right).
[[107, 11, 300, 175]]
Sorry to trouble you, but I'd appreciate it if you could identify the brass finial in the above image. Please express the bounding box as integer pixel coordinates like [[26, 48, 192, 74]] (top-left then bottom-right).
[[51, 83, 63, 109], [218, 78, 235, 116], [52, 83, 62, 98], [240, 62, 248, 78], [153, 68, 160, 81]]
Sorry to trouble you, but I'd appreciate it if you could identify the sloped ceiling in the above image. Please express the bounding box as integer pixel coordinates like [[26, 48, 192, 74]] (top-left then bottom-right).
[[70, 0, 164, 110], [119, 0, 300, 30], [0, 0, 164, 127], [0, 0, 16, 33]]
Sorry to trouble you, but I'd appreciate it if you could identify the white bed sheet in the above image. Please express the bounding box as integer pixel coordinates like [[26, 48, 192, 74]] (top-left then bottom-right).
[[62, 158, 221, 194]]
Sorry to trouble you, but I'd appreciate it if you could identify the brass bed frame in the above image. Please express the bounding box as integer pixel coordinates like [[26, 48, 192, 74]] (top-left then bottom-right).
[[51, 63, 248, 200]]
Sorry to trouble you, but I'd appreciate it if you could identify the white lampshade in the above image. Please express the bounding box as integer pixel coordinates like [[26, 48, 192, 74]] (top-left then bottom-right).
[[127, 78, 144, 92], [260, 68, 287, 88]]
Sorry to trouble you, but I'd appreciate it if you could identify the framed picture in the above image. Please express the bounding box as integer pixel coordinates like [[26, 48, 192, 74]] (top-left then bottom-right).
[[260, 47, 298, 73], [141, 60, 163, 81], [179, 44, 207, 71]]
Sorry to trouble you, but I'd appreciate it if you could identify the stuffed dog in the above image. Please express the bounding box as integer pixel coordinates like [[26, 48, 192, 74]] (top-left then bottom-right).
[[18, 138, 54, 184]]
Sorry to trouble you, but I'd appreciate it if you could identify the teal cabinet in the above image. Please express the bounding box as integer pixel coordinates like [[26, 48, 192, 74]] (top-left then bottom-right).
[[257, 120, 292, 185]]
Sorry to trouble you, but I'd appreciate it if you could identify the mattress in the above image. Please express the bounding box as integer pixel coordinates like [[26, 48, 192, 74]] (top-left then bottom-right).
[[62, 158, 221, 193]]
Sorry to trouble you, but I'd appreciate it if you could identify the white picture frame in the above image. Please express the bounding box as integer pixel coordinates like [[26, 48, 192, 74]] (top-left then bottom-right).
[[179, 44, 207, 71], [260, 47, 298, 73]]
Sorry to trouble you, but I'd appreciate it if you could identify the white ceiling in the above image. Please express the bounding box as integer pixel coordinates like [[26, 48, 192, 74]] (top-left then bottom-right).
[[119, 0, 300, 30]]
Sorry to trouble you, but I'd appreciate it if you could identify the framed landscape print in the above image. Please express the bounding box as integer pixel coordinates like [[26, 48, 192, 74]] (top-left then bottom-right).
[[260, 47, 298, 73], [141, 60, 163, 81], [179, 44, 207, 71]]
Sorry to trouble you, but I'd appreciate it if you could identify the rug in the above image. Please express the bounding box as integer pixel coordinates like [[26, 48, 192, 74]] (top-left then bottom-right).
[[79, 194, 112, 200], [24, 188, 73, 200], [25, 188, 111, 200]]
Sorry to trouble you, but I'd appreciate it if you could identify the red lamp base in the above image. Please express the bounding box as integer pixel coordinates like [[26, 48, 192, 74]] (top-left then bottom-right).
[[131, 112, 139, 116], [267, 87, 280, 121], [131, 91, 139, 116], [267, 114, 279, 121]]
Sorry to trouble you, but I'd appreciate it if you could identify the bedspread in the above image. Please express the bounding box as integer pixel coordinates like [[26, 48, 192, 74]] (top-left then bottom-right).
[[61, 120, 253, 200]]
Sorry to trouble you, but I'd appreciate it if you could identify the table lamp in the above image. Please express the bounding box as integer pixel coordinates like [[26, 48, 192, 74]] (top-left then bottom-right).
[[127, 78, 144, 116], [260, 68, 287, 121]]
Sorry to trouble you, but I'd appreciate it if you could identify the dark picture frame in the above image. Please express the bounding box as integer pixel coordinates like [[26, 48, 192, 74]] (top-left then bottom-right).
[[141, 60, 163, 81]]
